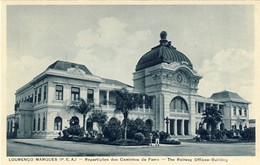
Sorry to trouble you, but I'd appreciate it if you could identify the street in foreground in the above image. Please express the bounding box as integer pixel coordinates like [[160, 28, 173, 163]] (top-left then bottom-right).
[[7, 139, 255, 156]]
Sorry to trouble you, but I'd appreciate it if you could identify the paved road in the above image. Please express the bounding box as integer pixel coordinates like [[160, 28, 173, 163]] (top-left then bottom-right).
[[7, 139, 255, 156]]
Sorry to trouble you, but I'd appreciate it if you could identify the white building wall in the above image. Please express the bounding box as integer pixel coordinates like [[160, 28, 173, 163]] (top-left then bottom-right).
[[189, 96, 197, 135]]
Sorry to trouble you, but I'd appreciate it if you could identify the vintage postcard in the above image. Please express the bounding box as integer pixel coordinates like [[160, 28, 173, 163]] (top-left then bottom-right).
[[1, 0, 259, 165]]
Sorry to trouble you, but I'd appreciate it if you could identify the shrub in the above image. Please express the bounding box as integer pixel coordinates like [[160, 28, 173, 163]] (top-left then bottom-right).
[[197, 128, 210, 141], [95, 133, 103, 140], [159, 131, 170, 142], [111, 139, 139, 146], [241, 127, 255, 141], [214, 129, 227, 140], [134, 132, 145, 143], [103, 118, 122, 142], [162, 139, 181, 145], [226, 130, 234, 138], [89, 110, 108, 133], [88, 130, 98, 138], [62, 125, 83, 139], [126, 118, 150, 139]]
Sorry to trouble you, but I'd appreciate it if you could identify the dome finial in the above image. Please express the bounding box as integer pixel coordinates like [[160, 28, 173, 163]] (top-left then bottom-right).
[[160, 31, 167, 40]]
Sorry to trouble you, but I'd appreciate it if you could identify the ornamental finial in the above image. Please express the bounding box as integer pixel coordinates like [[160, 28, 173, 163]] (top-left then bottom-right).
[[160, 31, 167, 40]]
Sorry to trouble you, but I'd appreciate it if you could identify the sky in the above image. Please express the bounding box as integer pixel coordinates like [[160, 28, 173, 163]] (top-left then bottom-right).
[[6, 5, 255, 117]]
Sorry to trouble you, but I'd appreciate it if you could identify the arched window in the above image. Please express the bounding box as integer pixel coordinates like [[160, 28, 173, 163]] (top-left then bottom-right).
[[170, 96, 188, 111], [145, 119, 153, 131], [239, 124, 242, 130], [37, 117, 41, 131], [70, 116, 79, 127], [54, 117, 62, 130], [33, 118, 36, 131], [220, 123, 225, 130], [86, 118, 93, 132], [109, 117, 119, 123], [42, 117, 46, 131]]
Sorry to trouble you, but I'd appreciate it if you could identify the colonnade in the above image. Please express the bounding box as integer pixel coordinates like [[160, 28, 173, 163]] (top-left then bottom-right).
[[168, 119, 189, 136]]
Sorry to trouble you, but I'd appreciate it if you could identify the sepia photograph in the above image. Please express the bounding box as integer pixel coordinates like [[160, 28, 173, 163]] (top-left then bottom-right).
[[2, 1, 258, 162]]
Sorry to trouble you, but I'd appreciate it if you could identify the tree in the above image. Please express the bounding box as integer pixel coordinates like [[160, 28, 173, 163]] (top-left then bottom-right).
[[89, 110, 108, 134], [112, 88, 147, 140], [67, 98, 95, 134], [127, 118, 149, 139], [103, 118, 122, 142], [201, 106, 223, 139]]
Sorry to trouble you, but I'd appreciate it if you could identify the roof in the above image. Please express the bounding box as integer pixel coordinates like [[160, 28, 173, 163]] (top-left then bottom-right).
[[47, 60, 92, 75], [102, 78, 133, 87], [194, 95, 223, 104], [135, 31, 193, 71], [210, 90, 250, 104]]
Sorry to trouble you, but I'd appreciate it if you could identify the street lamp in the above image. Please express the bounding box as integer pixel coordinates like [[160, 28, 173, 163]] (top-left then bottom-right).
[[164, 117, 169, 134]]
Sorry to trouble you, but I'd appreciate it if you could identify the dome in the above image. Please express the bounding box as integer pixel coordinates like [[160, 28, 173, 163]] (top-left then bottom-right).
[[135, 31, 193, 71]]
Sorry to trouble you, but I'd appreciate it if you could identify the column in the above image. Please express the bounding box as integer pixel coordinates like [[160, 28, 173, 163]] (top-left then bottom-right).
[[195, 102, 198, 114], [181, 119, 185, 135], [143, 95, 145, 112], [174, 119, 177, 135], [106, 90, 110, 109], [203, 103, 206, 111], [94, 89, 99, 105], [159, 94, 164, 131]]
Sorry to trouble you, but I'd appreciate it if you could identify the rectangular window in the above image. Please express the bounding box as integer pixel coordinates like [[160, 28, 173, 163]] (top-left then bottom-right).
[[43, 85, 47, 100], [38, 88, 42, 102], [71, 87, 80, 101], [239, 108, 242, 116], [233, 107, 236, 116], [244, 109, 247, 116], [198, 102, 203, 113], [30, 94, 33, 103], [55, 85, 63, 100], [34, 90, 37, 103], [87, 89, 94, 103], [148, 96, 153, 109]]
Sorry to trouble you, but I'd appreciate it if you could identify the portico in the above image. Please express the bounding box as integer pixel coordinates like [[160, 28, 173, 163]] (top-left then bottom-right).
[[168, 118, 189, 136]]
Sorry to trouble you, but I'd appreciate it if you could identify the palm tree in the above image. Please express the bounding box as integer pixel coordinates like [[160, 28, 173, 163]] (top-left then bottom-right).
[[67, 98, 95, 133], [112, 88, 145, 140], [89, 110, 108, 134], [201, 106, 223, 138]]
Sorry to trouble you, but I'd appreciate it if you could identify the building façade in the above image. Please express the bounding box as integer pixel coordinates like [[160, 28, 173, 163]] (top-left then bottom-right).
[[7, 31, 251, 139]]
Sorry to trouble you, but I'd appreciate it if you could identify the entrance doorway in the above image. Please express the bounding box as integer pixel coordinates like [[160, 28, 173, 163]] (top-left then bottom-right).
[[184, 120, 189, 135], [170, 119, 174, 135], [70, 116, 79, 127], [177, 120, 182, 135]]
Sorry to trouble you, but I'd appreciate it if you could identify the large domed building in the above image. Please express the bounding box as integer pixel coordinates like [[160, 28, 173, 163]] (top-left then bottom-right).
[[7, 31, 251, 139], [136, 31, 193, 71]]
